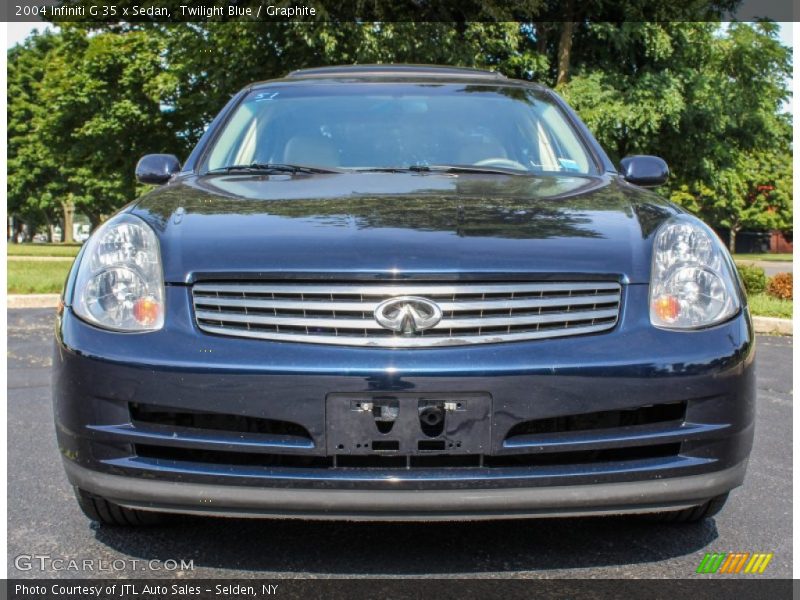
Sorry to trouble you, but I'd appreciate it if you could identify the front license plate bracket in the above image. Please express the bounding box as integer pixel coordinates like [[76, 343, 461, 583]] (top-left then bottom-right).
[[325, 393, 491, 455]]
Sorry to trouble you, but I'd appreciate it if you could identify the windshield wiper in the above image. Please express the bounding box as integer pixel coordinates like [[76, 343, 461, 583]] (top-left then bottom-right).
[[354, 164, 531, 176], [207, 163, 343, 175], [418, 164, 532, 176], [349, 167, 415, 174]]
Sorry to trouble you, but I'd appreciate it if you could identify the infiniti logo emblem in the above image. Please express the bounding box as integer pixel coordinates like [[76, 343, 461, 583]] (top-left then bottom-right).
[[374, 296, 443, 335]]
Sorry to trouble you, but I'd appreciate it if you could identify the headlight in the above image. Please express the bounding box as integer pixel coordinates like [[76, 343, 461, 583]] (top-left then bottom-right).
[[650, 216, 740, 329], [73, 213, 164, 332]]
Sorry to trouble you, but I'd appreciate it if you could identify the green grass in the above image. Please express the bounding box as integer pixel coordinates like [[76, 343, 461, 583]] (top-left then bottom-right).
[[7, 243, 82, 257], [7, 259, 72, 294], [748, 293, 793, 319], [734, 253, 792, 262]]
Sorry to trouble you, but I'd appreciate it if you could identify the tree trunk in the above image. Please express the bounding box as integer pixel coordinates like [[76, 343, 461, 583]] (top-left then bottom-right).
[[47, 218, 57, 243], [535, 22, 548, 55], [56, 215, 65, 243], [13, 220, 24, 243], [62, 198, 75, 244], [729, 227, 739, 254], [87, 211, 103, 232], [556, 0, 575, 87]]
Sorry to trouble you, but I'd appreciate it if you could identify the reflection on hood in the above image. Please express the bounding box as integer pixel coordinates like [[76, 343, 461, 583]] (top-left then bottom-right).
[[137, 173, 670, 241]]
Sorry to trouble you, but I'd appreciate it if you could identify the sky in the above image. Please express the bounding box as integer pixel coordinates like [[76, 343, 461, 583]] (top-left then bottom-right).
[[5, 21, 795, 112]]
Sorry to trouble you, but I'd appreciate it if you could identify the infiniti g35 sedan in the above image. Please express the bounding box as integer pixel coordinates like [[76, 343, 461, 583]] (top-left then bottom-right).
[[54, 65, 754, 526]]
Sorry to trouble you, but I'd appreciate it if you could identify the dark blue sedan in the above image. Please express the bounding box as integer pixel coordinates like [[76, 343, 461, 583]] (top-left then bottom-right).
[[53, 65, 754, 526]]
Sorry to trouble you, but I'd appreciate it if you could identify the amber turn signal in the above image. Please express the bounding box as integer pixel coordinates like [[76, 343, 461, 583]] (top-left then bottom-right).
[[133, 297, 161, 327], [652, 295, 681, 323]]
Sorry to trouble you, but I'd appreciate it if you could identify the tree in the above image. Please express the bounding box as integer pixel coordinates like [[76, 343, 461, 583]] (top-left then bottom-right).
[[7, 17, 792, 243], [7, 30, 65, 241], [673, 145, 792, 252], [556, 21, 791, 244], [155, 21, 546, 149], [36, 26, 181, 232], [664, 22, 792, 247]]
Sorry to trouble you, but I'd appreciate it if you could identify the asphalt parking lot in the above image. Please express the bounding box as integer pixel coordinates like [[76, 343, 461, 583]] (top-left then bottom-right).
[[7, 308, 793, 579]]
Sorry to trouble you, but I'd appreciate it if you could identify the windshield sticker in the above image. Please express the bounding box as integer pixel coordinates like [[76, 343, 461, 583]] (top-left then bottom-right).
[[254, 92, 279, 102], [558, 158, 581, 172]]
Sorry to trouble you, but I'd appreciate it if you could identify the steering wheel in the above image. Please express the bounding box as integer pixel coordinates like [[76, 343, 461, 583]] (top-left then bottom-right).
[[474, 157, 529, 171]]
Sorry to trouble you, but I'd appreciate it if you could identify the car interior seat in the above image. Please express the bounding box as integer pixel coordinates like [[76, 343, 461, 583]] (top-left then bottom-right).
[[457, 135, 508, 165], [282, 134, 340, 167]]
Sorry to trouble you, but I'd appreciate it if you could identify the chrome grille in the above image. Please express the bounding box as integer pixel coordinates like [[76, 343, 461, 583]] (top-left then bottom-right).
[[192, 280, 622, 347]]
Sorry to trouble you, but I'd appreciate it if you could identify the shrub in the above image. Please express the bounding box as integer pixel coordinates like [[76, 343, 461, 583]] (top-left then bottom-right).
[[736, 265, 767, 295], [767, 272, 793, 301]]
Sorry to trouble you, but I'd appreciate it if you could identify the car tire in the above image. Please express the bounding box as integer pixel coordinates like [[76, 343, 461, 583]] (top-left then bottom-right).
[[74, 488, 167, 526], [650, 493, 729, 523]]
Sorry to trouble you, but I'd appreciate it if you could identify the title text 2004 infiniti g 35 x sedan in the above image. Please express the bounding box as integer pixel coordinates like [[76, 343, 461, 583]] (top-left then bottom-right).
[[54, 65, 754, 526]]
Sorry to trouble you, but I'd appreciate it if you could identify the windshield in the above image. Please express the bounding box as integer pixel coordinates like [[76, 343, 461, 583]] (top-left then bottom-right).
[[204, 83, 596, 175]]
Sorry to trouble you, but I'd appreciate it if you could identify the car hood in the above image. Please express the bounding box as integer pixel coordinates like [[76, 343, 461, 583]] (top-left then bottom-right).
[[131, 172, 678, 284]]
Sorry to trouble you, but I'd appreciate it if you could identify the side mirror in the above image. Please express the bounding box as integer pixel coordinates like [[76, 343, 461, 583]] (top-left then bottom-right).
[[619, 155, 669, 187], [136, 154, 181, 185]]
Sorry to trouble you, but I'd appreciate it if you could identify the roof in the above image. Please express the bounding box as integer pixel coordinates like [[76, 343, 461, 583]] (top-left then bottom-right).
[[285, 64, 508, 81]]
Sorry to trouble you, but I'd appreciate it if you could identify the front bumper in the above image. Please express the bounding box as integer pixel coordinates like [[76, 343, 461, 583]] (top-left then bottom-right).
[[54, 285, 756, 519], [64, 459, 748, 520]]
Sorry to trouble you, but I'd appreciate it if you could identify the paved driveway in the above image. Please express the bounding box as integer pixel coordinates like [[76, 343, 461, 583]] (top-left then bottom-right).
[[736, 260, 792, 277], [7, 309, 792, 578]]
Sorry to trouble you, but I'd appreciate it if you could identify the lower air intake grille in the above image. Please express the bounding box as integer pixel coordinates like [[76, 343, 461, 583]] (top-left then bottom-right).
[[505, 402, 687, 440], [134, 444, 680, 469]]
